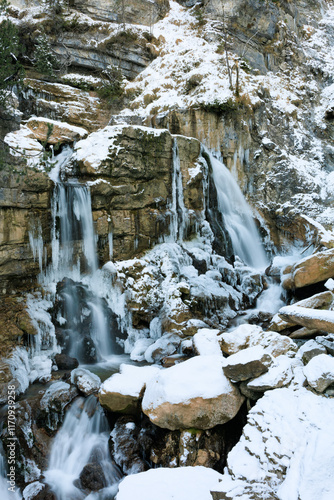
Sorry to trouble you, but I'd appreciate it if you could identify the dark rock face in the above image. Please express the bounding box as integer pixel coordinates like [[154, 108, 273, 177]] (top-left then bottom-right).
[[54, 353, 79, 370], [79, 463, 107, 491], [109, 409, 247, 473]]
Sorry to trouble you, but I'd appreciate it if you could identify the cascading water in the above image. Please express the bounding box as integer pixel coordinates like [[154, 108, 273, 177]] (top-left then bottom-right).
[[207, 151, 268, 269], [44, 396, 121, 500]]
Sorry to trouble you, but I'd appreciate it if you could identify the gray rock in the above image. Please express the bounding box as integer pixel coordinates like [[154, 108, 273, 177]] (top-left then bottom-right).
[[223, 346, 274, 382], [316, 335, 334, 356], [297, 340, 327, 365]]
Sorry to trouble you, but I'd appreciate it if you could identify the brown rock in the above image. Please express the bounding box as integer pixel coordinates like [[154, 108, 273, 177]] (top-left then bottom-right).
[[26, 117, 88, 145], [292, 249, 334, 289]]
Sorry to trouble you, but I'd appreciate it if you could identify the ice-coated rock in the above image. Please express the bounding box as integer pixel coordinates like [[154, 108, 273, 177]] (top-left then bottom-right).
[[99, 364, 160, 414], [142, 356, 244, 430], [223, 346, 274, 382], [297, 339, 327, 365], [192, 328, 222, 356], [304, 354, 334, 393], [71, 367, 101, 396], [115, 466, 224, 500]]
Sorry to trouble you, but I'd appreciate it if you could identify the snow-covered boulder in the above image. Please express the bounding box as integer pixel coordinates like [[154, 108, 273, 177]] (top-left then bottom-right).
[[115, 466, 224, 500], [26, 117, 88, 144], [142, 356, 244, 430], [287, 249, 334, 289], [192, 328, 222, 356], [99, 364, 160, 414], [223, 346, 274, 382], [71, 367, 101, 396], [220, 324, 296, 357], [297, 339, 327, 365], [247, 355, 293, 392], [279, 305, 334, 334], [304, 354, 334, 393], [210, 387, 334, 499]]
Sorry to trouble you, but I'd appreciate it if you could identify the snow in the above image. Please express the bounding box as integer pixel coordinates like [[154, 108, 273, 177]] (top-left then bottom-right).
[[73, 124, 168, 169], [224, 345, 273, 368], [192, 328, 222, 356], [115, 466, 224, 500], [142, 355, 231, 411], [100, 364, 161, 397], [214, 387, 334, 499]]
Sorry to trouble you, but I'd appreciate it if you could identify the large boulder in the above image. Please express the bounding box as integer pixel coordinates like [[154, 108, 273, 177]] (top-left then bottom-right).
[[142, 356, 244, 430], [284, 249, 334, 289], [210, 387, 334, 499], [99, 364, 160, 414]]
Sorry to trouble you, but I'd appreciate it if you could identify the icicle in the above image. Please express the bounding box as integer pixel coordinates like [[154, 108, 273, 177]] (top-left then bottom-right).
[[108, 230, 113, 260], [29, 222, 44, 273], [167, 138, 188, 242]]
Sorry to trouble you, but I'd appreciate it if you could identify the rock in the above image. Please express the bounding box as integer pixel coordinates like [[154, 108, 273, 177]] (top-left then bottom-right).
[[115, 466, 224, 500], [144, 333, 181, 363], [73, 0, 170, 26], [23, 79, 110, 133], [304, 354, 334, 393], [71, 368, 101, 395], [210, 387, 334, 499], [109, 416, 147, 475], [192, 328, 222, 356], [25, 117, 88, 145], [220, 324, 262, 355], [316, 334, 334, 355], [289, 327, 320, 339], [279, 305, 334, 334], [289, 249, 334, 289], [247, 355, 293, 391], [99, 364, 160, 414], [54, 354, 79, 371], [297, 340, 327, 364], [270, 313, 298, 332], [142, 356, 244, 430], [4, 125, 43, 158], [223, 346, 274, 382], [220, 325, 296, 358], [38, 381, 78, 432], [239, 381, 262, 401], [79, 463, 106, 491]]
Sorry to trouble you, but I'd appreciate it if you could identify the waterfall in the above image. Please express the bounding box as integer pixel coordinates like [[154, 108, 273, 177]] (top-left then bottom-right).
[[50, 182, 97, 281], [207, 151, 268, 269], [168, 139, 188, 242], [44, 396, 121, 500]]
